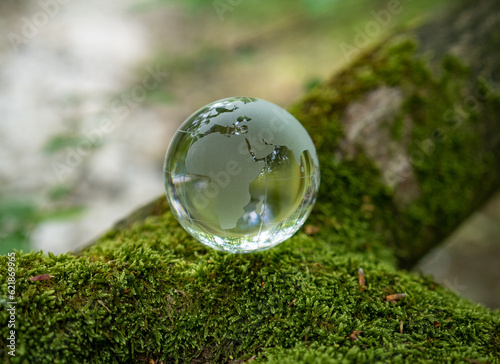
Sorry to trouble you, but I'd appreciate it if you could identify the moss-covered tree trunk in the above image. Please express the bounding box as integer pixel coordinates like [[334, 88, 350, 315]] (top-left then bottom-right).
[[2, 1, 500, 363]]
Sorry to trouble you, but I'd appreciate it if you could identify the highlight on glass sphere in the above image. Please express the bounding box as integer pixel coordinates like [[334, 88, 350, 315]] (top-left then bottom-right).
[[163, 96, 320, 253]]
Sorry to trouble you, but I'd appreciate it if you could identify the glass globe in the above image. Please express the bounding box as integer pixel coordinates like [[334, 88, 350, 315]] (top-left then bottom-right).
[[164, 97, 320, 253]]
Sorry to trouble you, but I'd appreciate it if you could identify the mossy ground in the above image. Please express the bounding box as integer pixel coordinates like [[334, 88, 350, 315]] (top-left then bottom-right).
[[1, 209, 499, 363], [1, 37, 500, 363]]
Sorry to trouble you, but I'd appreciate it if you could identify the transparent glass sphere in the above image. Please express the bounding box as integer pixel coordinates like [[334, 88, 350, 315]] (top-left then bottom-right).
[[164, 97, 320, 253]]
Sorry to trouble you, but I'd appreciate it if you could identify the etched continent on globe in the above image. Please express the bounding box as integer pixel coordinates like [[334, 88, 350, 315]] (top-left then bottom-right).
[[164, 97, 320, 253]]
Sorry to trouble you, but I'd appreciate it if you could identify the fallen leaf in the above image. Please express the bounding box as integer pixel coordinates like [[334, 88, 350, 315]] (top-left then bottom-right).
[[29, 274, 54, 281]]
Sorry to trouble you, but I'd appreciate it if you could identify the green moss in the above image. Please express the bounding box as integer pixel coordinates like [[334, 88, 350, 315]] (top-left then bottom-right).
[[2, 36, 500, 363], [1, 213, 499, 363], [385, 53, 497, 266], [291, 36, 499, 268]]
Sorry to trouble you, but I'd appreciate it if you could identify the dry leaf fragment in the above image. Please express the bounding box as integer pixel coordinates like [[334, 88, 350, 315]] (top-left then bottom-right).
[[304, 225, 320, 235], [433, 321, 440, 328], [386, 293, 406, 303], [358, 268, 366, 291], [349, 330, 363, 341], [124, 289, 131, 294], [29, 274, 54, 281], [400, 321, 404, 334], [288, 298, 296, 307]]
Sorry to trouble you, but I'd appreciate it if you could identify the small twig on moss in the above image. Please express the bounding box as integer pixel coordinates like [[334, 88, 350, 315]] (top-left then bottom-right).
[[386, 293, 406, 303], [288, 298, 296, 307], [304, 225, 320, 235], [97, 300, 111, 313], [358, 268, 366, 291], [465, 359, 483, 364], [349, 330, 363, 341], [400, 321, 404, 334]]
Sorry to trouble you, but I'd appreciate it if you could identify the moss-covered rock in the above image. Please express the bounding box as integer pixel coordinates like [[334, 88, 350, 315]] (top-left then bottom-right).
[[2, 1, 500, 363]]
